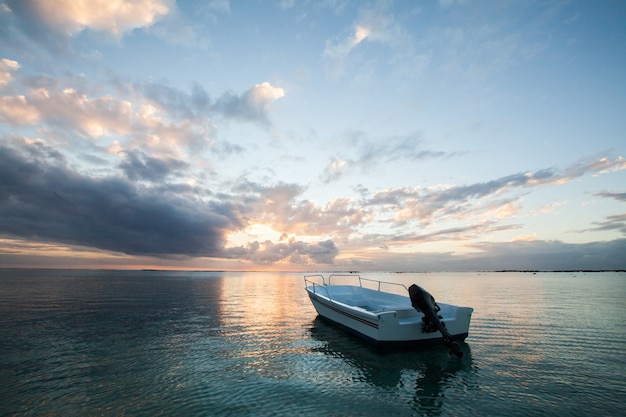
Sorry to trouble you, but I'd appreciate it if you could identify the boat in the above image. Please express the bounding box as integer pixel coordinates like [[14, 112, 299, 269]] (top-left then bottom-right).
[[304, 274, 473, 354]]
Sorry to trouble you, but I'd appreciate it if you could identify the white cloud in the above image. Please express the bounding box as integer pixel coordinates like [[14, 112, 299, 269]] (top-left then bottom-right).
[[248, 82, 286, 109], [323, 25, 370, 59], [0, 80, 212, 161], [0, 58, 20, 86], [30, 0, 173, 37], [0, 95, 39, 124], [0, 86, 134, 137]]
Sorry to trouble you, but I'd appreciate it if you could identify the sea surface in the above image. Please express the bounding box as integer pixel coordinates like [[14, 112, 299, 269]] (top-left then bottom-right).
[[0, 270, 624, 417]]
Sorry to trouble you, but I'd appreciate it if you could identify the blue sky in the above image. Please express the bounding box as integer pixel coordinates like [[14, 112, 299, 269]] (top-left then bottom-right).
[[0, 0, 624, 271]]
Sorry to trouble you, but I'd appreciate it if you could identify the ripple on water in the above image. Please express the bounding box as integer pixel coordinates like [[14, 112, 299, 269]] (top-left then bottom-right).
[[1, 270, 625, 416]]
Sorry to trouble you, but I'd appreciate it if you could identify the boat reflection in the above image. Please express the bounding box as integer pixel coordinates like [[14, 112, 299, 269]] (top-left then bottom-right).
[[309, 317, 475, 414]]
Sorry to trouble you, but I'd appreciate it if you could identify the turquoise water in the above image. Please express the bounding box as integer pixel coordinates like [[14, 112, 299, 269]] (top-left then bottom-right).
[[1, 270, 624, 416]]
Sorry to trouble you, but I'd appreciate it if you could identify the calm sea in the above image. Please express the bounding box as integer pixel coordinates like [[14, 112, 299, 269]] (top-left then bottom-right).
[[0, 270, 624, 416]]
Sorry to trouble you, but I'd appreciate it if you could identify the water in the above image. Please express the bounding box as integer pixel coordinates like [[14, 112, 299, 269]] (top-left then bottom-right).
[[1, 270, 624, 416]]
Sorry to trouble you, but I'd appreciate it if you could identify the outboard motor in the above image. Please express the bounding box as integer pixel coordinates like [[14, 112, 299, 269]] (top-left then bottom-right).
[[408, 284, 463, 358]]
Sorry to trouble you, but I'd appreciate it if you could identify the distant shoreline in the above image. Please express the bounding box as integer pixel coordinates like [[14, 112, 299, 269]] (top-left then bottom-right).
[[0, 268, 624, 273]]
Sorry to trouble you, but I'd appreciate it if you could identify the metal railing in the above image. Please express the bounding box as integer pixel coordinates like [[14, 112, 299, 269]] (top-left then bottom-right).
[[304, 274, 409, 299], [303, 274, 327, 296], [358, 276, 408, 293]]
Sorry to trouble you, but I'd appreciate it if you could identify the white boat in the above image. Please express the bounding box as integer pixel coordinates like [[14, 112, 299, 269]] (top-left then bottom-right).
[[304, 274, 473, 353]]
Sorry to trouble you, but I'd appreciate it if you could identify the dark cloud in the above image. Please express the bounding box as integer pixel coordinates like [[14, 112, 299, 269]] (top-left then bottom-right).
[[463, 239, 626, 271], [0, 141, 340, 265], [595, 191, 626, 202], [0, 142, 239, 256], [586, 214, 626, 234], [337, 239, 626, 272], [119, 149, 188, 181]]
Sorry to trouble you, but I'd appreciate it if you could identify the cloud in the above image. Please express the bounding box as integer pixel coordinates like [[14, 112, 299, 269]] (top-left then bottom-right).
[[213, 82, 285, 125], [0, 67, 289, 159], [322, 3, 427, 79], [595, 191, 626, 202], [1, 137, 623, 269], [134, 79, 285, 126], [2, 0, 211, 54], [323, 1, 410, 59], [354, 132, 452, 164], [584, 214, 626, 235], [323, 22, 373, 78], [0, 86, 136, 136], [320, 158, 347, 183], [512, 233, 537, 242], [563, 156, 626, 178], [0, 58, 19, 86], [533, 201, 567, 215], [0, 141, 238, 256], [248, 82, 286, 107], [389, 221, 521, 244], [139, 81, 211, 121], [118, 149, 188, 181], [364, 157, 626, 228], [4, 0, 172, 38], [0, 63, 290, 216], [233, 180, 370, 239], [0, 141, 338, 265], [332, 238, 626, 272], [306, 155, 626, 254], [0, 95, 40, 124], [324, 25, 370, 59], [464, 239, 626, 271], [222, 239, 339, 265], [0, 79, 216, 163], [321, 131, 462, 182]]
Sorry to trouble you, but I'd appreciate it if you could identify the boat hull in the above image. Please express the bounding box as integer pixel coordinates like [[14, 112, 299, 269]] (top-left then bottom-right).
[[306, 285, 472, 348]]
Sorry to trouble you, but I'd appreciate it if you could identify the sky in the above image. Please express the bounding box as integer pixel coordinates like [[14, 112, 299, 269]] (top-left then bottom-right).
[[0, 0, 625, 271]]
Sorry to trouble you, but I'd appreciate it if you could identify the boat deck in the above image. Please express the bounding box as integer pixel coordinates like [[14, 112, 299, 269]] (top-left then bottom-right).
[[311, 284, 459, 321]]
